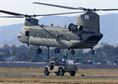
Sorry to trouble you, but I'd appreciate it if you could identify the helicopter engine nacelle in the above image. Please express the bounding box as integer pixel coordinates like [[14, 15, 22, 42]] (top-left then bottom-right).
[[68, 23, 78, 32], [77, 25, 83, 31]]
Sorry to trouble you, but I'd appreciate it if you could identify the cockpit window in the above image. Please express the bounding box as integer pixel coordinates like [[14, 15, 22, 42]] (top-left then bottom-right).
[[25, 31, 29, 36], [24, 18, 39, 26]]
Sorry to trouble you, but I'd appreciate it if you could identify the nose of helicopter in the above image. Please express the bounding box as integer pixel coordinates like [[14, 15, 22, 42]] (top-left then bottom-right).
[[17, 33, 22, 42]]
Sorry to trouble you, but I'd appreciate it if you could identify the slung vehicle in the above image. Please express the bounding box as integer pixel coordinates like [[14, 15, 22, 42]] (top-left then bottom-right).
[[44, 59, 77, 76]]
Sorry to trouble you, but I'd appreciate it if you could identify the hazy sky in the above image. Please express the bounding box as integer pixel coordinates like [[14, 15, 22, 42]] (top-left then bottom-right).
[[0, 0, 118, 26]]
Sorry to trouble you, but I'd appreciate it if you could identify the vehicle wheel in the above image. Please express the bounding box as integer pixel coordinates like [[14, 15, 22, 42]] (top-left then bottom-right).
[[58, 68, 64, 76], [44, 68, 49, 76], [70, 71, 76, 76]]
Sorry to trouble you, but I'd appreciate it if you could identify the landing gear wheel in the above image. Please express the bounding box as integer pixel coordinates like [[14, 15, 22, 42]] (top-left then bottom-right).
[[71, 49, 75, 55], [44, 68, 49, 76], [54, 48, 60, 53], [58, 68, 64, 76], [69, 71, 76, 76], [36, 48, 42, 54], [91, 49, 95, 55]]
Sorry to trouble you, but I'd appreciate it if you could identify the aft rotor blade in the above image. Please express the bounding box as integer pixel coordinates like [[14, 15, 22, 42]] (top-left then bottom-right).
[[0, 10, 23, 16], [95, 9, 118, 11], [33, 2, 84, 10], [36, 11, 83, 16]]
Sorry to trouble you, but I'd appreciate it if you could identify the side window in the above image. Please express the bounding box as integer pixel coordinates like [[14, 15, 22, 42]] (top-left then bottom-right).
[[25, 31, 29, 36]]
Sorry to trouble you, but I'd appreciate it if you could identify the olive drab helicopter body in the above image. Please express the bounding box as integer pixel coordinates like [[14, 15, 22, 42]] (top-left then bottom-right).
[[18, 12, 103, 50], [19, 13, 102, 48], [0, 2, 118, 55]]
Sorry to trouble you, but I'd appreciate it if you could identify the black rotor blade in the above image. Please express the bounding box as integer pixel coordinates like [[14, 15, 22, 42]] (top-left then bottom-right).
[[33, 2, 84, 10], [0, 9, 83, 18], [36, 11, 83, 16], [0, 10, 23, 16], [95, 9, 118, 11], [0, 11, 83, 18], [33, 2, 118, 12], [0, 16, 24, 18]]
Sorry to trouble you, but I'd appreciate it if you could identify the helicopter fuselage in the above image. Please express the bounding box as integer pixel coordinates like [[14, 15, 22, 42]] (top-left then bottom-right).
[[18, 25, 103, 49]]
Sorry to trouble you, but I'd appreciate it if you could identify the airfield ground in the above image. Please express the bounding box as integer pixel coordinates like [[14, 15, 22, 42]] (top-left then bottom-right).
[[0, 67, 118, 84]]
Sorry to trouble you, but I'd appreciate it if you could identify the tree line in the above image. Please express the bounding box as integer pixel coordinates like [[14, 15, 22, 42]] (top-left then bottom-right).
[[0, 43, 118, 65]]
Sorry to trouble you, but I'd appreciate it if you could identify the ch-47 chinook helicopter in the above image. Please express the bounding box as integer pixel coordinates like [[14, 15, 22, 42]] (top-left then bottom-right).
[[0, 2, 118, 55]]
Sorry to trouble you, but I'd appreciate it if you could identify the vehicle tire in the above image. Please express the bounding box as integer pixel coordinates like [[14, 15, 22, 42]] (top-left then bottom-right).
[[70, 71, 76, 76], [44, 68, 49, 76], [58, 68, 64, 76]]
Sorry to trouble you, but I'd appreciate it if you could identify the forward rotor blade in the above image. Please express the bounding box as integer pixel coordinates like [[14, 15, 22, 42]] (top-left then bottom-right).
[[0, 10, 23, 16], [33, 2, 84, 10], [0, 11, 83, 18], [0, 16, 24, 18], [95, 9, 118, 11], [36, 11, 83, 16]]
